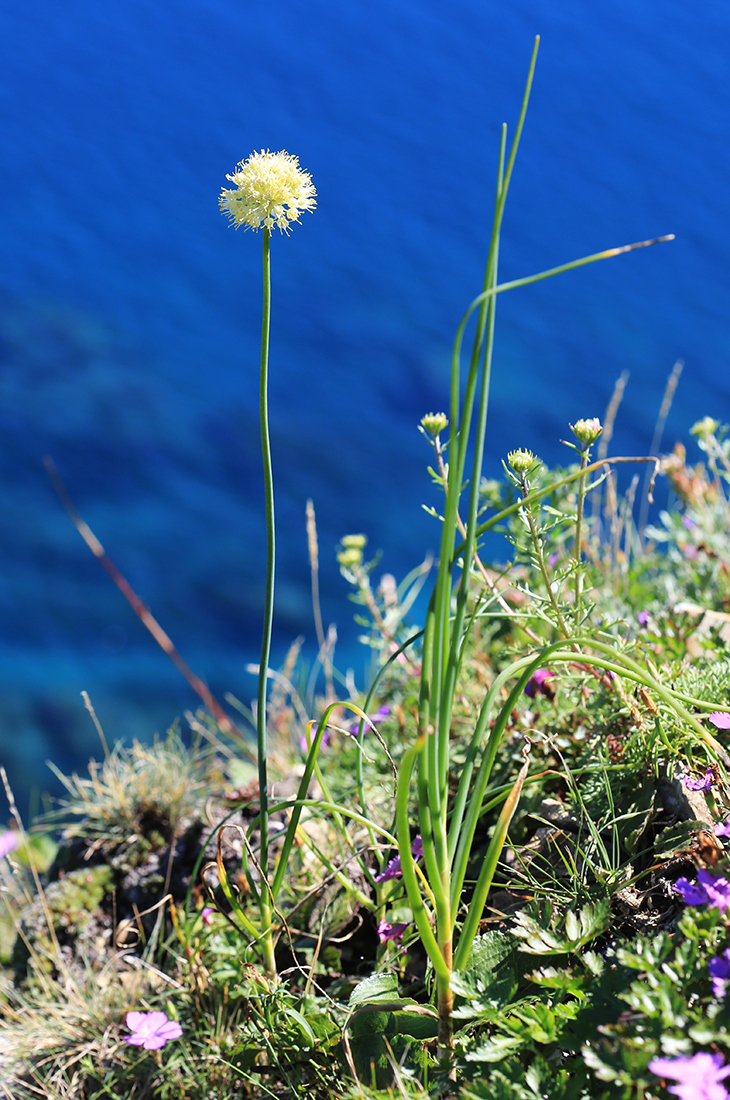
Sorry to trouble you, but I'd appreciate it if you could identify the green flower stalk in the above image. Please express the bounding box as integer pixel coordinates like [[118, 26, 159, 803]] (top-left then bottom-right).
[[570, 417, 603, 622], [220, 149, 316, 977]]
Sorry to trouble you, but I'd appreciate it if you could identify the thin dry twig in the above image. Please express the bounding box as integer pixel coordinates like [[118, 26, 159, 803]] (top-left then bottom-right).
[[44, 456, 246, 750]]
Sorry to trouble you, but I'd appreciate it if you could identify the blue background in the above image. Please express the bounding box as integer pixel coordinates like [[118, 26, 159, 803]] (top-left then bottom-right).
[[1, 0, 728, 816]]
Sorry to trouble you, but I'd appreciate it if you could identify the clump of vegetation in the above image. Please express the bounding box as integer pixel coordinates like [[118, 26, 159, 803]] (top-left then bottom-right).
[[4, 36, 730, 1100]]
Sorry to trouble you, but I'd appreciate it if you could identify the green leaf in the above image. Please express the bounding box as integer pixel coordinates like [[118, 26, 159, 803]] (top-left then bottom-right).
[[512, 900, 611, 955], [348, 971, 399, 1007], [465, 1033, 525, 1063]]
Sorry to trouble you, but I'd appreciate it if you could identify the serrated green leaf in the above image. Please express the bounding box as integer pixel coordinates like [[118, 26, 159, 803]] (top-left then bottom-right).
[[465, 1033, 525, 1062]]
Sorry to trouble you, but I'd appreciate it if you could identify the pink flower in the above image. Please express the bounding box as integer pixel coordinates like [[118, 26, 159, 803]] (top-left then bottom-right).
[[524, 669, 555, 699], [123, 1011, 182, 1050], [709, 712, 730, 730], [649, 1051, 730, 1100], [0, 832, 18, 859], [201, 907, 215, 926], [715, 820, 730, 839], [377, 920, 410, 944]]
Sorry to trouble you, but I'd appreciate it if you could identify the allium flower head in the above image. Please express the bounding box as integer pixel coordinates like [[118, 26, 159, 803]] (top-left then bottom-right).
[[124, 1011, 182, 1050], [570, 417, 603, 445], [219, 150, 316, 234], [649, 1051, 730, 1100]]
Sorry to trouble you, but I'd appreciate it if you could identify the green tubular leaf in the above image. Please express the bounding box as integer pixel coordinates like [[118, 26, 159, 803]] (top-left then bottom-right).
[[453, 753, 531, 971]]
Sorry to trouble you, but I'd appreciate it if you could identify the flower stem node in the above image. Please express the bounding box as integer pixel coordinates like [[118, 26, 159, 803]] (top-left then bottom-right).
[[507, 448, 536, 474], [570, 417, 603, 445], [219, 150, 316, 234], [420, 412, 449, 438]]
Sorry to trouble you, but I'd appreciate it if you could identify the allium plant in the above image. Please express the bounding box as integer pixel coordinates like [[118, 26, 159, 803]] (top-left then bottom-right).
[[220, 148, 316, 976], [387, 37, 682, 1067]]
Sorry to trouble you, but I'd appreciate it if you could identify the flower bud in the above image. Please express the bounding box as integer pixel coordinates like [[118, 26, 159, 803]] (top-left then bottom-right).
[[570, 418, 603, 445], [337, 547, 362, 569], [420, 412, 448, 437], [507, 449, 535, 474], [691, 416, 720, 439], [340, 534, 367, 550]]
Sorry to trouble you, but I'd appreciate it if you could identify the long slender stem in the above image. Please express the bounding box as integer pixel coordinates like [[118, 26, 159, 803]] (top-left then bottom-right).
[[256, 227, 277, 977], [518, 470, 571, 638], [574, 448, 589, 620]]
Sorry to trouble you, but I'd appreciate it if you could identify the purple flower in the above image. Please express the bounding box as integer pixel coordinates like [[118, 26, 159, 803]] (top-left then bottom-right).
[[374, 836, 423, 883], [637, 610, 651, 627], [348, 706, 391, 737], [201, 907, 215, 926], [649, 1051, 730, 1100], [709, 950, 730, 998], [674, 868, 730, 913], [524, 669, 555, 699], [715, 821, 730, 839], [0, 832, 18, 859], [682, 768, 715, 792], [299, 727, 331, 754], [682, 515, 697, 530], [709, 713, 730, 731], [377, 920, 410, 944], [124, 1011, 183, 1051]]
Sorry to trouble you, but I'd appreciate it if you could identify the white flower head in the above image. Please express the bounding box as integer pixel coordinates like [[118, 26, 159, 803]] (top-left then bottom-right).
[[219, 150, 316, 234]]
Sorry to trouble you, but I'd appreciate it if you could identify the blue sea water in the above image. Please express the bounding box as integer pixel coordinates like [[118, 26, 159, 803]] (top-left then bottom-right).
[[1, 0, 729, 815]]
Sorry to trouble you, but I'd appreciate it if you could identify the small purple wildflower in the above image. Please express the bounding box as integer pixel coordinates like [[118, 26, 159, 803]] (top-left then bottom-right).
[[0, 832, 18, 859], [649, 1051, 730, 1100], [682, 768, 715, 792], [377, 920, 410, 944], [524, 669, 555, 699], [715, 821, 730, 839], [201, 907, 215, 926], [709, 949, 730, 998], [374, 836, 423, 883], [299, 727, 331, 754], [682, 515, 697, 530], [124, 1011, 183, 1051], [348, 706, 391, 737], [674, 868, 730, 913], [709, 713, 730, 731], [637, 610, 651, 627]]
